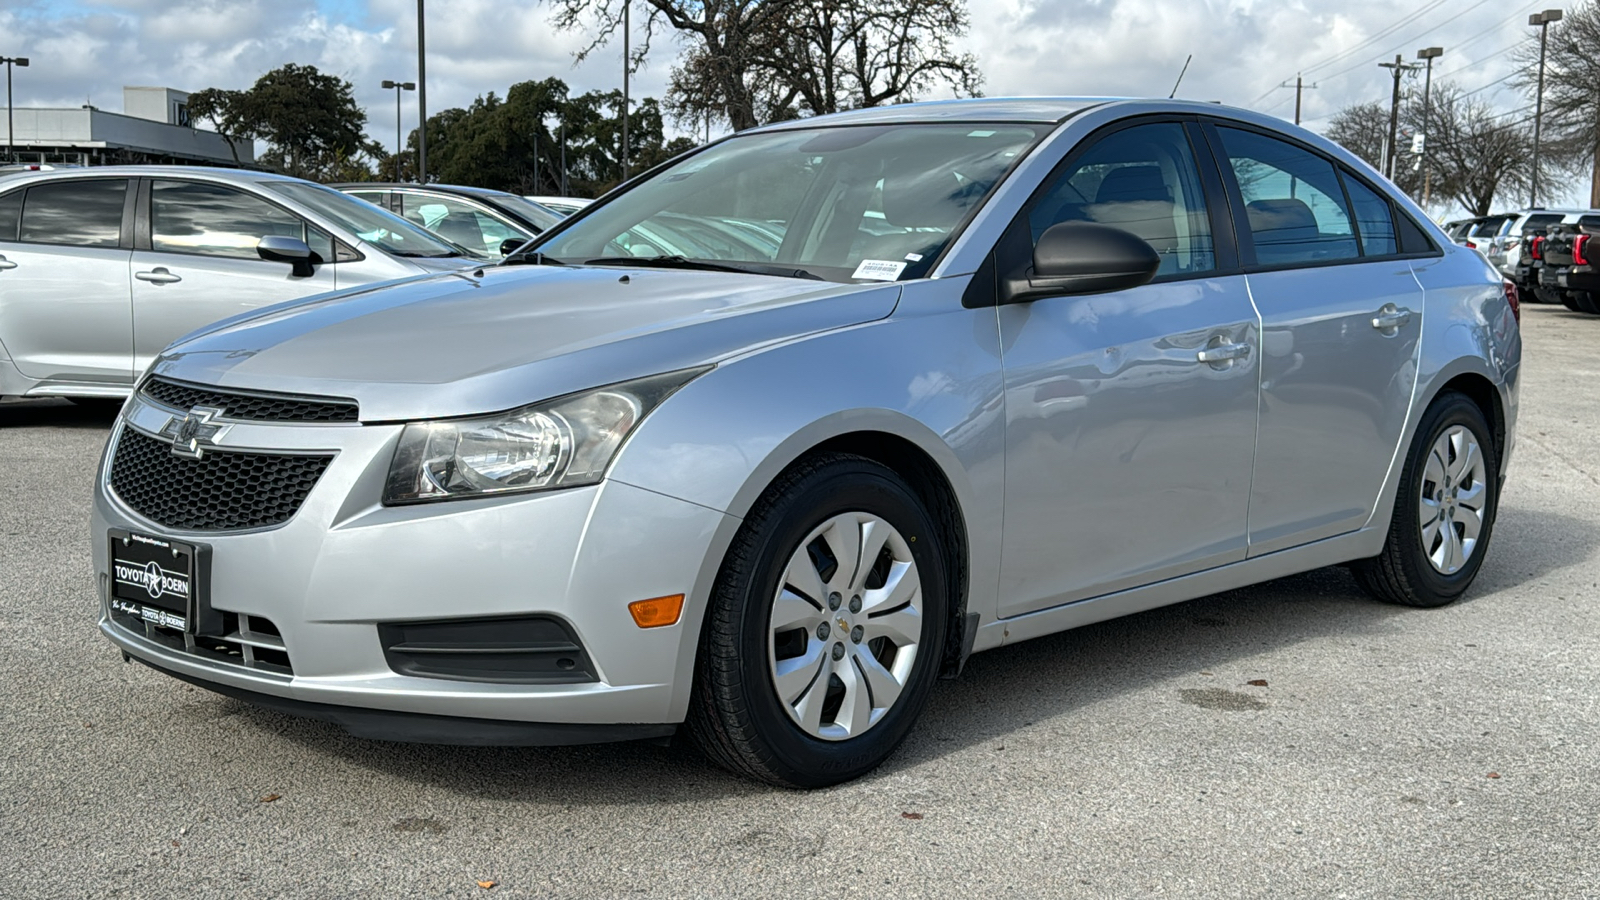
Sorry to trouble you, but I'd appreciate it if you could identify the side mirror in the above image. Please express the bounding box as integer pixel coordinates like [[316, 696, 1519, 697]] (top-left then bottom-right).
[[1000, 222, 1160, 304], [257, 235, 316, 278], [500, 237, 533, 258]]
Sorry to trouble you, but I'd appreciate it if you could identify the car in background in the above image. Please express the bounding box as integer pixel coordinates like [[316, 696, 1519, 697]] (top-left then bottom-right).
[[524, 195, 592, 217], [1509, 210, 1600, 302], [0, 166, 473, 403], [1460, 214, 1513, 251], [95, 97, 1519, 788], [335, 183, 564, 261], [1534, 221, 1600, 313]]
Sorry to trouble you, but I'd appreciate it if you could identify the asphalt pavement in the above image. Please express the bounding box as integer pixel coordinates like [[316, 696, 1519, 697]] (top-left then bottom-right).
[[2, 303, 1597, 898]]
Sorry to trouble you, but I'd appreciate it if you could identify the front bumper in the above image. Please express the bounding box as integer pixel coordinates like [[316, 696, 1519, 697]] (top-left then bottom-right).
[[95, 396, 734, 737]]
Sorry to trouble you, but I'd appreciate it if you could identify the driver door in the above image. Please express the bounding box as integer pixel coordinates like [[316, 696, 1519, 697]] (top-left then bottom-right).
[[996, 120, 1262, 618]]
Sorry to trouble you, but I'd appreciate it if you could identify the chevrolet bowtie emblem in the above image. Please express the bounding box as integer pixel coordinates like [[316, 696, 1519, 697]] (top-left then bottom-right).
[[160, 406, 229, 459]]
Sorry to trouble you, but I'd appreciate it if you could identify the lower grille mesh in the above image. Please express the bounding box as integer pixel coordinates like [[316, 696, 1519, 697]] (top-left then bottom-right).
[[109, 428, 332, 531]]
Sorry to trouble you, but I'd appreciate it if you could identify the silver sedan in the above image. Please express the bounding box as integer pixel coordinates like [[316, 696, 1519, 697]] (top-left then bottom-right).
[[93, 98, 1520, 787]]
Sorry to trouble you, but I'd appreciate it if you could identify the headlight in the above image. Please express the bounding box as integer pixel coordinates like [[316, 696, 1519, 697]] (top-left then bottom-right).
[[382, 367, 707, 504]]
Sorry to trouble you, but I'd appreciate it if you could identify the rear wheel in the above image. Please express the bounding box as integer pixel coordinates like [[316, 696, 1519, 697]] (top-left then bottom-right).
[[686, 453, 948, 788], [1562, 291, 1584, 311], [1354, 392, 1498, 608], [1575, 291, 1600, 314]]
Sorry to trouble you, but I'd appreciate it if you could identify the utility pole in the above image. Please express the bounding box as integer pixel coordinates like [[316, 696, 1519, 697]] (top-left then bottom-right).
[[1, 56, 29, 164], [622, 0, 630, 181], [417, 0, 428, 183], [560, 120, 567, 196], [1379, 54, 1424, 180], [1273, 75, 1317, 126], [1530, 9, 1564, 207], [381, 79, 415, 181], [1417, 47, 1443, 207]]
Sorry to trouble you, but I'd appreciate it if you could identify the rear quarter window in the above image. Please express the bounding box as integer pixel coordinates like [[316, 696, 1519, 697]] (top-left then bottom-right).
[[0, 189, 20, 241]]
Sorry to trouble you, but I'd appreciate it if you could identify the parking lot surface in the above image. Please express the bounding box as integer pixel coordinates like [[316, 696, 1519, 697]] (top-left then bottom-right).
[[2, 303, 1596, 899]]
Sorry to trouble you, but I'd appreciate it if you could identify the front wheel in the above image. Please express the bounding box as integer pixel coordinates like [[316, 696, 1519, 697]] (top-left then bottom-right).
[[686, 453, 948, 788], [1353, 392, 1499, 608]]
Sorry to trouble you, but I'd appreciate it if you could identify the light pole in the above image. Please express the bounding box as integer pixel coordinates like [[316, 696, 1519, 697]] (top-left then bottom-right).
[[381, 80, 415, 181], [1417, 47, 1443, 206], [622, 0, 630, 181], [1, 56, 29, 165], [1530, 9, 1564, 207], [416, 0, 428, 184]]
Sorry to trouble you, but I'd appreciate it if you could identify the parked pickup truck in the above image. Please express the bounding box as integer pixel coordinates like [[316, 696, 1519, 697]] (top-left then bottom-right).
[[1538, 221, 1600, 313]]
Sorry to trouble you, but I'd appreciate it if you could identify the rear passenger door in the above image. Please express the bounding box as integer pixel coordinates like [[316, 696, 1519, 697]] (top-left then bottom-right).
[[128, 179, 339, 373], [0, 177, 134, 384], [1205, 123, 1428, 555]]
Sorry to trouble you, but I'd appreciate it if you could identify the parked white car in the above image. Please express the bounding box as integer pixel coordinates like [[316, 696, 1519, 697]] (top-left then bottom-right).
[[0, 166, 475, 402], [523, 195, 592, 217]]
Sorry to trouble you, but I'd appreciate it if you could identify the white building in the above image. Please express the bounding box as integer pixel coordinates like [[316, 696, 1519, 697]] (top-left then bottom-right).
[[1, 86, 253, 168]]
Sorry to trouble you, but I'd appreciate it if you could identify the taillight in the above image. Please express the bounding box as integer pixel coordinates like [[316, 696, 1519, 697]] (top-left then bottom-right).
[[1465, 240, 1478, 249], [1504, 280, 1521, 323], [1531, 235, 1545, 260], [1575, 234, 1591, 266]]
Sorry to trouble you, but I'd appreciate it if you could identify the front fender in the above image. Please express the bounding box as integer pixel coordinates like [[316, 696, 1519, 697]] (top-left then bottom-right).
[[606, 277, 1006, 714]]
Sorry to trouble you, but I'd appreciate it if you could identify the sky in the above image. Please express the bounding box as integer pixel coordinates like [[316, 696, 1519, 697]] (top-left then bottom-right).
[[0, 0, 1578, 212]]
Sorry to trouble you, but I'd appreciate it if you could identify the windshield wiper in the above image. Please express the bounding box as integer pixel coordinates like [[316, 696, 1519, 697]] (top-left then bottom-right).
[[582, 255, 821, 280], [499, 251, 569, 267]]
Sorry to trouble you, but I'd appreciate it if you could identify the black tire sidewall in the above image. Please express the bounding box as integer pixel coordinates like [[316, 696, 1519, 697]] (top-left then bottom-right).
[[1391, 394, 1500, 604], [724, 460, 948, 787]]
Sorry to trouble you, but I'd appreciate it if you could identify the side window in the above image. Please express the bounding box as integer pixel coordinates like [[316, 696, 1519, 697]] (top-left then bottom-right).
[[1216, 127, 1357, 266], [1027, 122, 1215, 277], [151, 181, 307, 259], [20, 180, 127, 247], [1340, 171, 1397, 257], [0, 189, 20, 241]]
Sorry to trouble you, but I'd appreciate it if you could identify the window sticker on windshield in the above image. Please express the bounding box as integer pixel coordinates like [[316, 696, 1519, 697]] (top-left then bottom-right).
[[968, 130, 997, 137], [852, 259, 907, 281], [904, 252, 924, 262]]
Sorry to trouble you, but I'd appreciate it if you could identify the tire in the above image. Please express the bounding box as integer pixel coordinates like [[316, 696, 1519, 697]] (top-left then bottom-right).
[[1353, 392, 1499, 608], [686, 452, 949, 788], [1534, 286, 1564, 305], [1575, 291, 1600, 314], [1561, 291, 1583, 311]]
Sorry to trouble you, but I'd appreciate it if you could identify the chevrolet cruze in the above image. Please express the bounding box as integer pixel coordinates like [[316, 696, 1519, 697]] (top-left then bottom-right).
[[94, 98, 1521, 787]]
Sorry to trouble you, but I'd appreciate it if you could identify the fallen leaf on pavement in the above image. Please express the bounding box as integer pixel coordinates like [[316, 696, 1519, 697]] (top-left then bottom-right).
[[901, 812, 923, 820], [476, 880, 497, 889], [259, 794, 281, 803], [1246, 679, 1268, 687], [1487, 772, 1501, 779]]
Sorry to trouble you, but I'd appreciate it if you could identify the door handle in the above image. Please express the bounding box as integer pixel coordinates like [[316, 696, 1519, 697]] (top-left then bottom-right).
[[1196, 342, 1250, 364], [135, 267, 182, 285], [1371, 304, 1412, 332], [0, 255, 16, 271]]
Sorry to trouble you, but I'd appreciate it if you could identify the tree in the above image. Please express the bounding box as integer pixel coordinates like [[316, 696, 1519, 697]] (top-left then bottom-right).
[[546, 0, 982, 131], [1514, 0, 1600, 206], [412, 78, 693, 196], [1324, 82, 1537, 216], [189, 64, 381, 180]]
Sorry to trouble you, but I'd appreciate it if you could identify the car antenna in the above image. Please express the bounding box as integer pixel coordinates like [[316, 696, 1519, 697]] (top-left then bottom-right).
[[1169, 54, 1193, 99]]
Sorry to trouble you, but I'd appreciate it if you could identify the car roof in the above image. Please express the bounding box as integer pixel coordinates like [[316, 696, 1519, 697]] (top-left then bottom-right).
[[0, 165, 298, 189], [747, 97, 1122, 131], [332, 182, 521, 200]]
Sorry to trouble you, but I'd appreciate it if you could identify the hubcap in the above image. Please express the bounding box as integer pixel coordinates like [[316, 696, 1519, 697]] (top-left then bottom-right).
[[767, 512, 923, 741], [1418, 425, 1488, 575]]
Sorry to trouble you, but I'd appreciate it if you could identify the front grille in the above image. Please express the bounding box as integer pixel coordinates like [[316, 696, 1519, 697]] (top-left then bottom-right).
[[141, 376, 359, 423], [110, 608, 293, 675], [109, 428, 332, 531]]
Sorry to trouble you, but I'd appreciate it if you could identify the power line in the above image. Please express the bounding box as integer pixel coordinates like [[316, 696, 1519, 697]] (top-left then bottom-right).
[[1300, 0, 1454, 77]]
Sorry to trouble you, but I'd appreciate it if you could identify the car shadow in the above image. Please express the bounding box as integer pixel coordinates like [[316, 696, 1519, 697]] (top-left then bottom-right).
[[213, 500, 1596, 801], [0, 397, 121, 429]]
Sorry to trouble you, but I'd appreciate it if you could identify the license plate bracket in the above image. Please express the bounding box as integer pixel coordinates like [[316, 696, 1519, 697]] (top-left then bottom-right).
[[108, 530, 217, 635]]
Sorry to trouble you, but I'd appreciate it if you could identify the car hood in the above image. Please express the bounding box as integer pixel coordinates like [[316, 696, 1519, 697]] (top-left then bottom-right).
[[152, 265, 900, 421]]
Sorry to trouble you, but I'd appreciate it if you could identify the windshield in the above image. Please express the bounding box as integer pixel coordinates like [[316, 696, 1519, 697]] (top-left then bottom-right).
[[264, 181, 464, 258], [533, 122, 1048, 282]]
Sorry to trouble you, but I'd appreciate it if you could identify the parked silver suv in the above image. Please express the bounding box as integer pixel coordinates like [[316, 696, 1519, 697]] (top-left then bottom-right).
[[0, 167, 473, 401], [94, 99, 1520, 787]]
